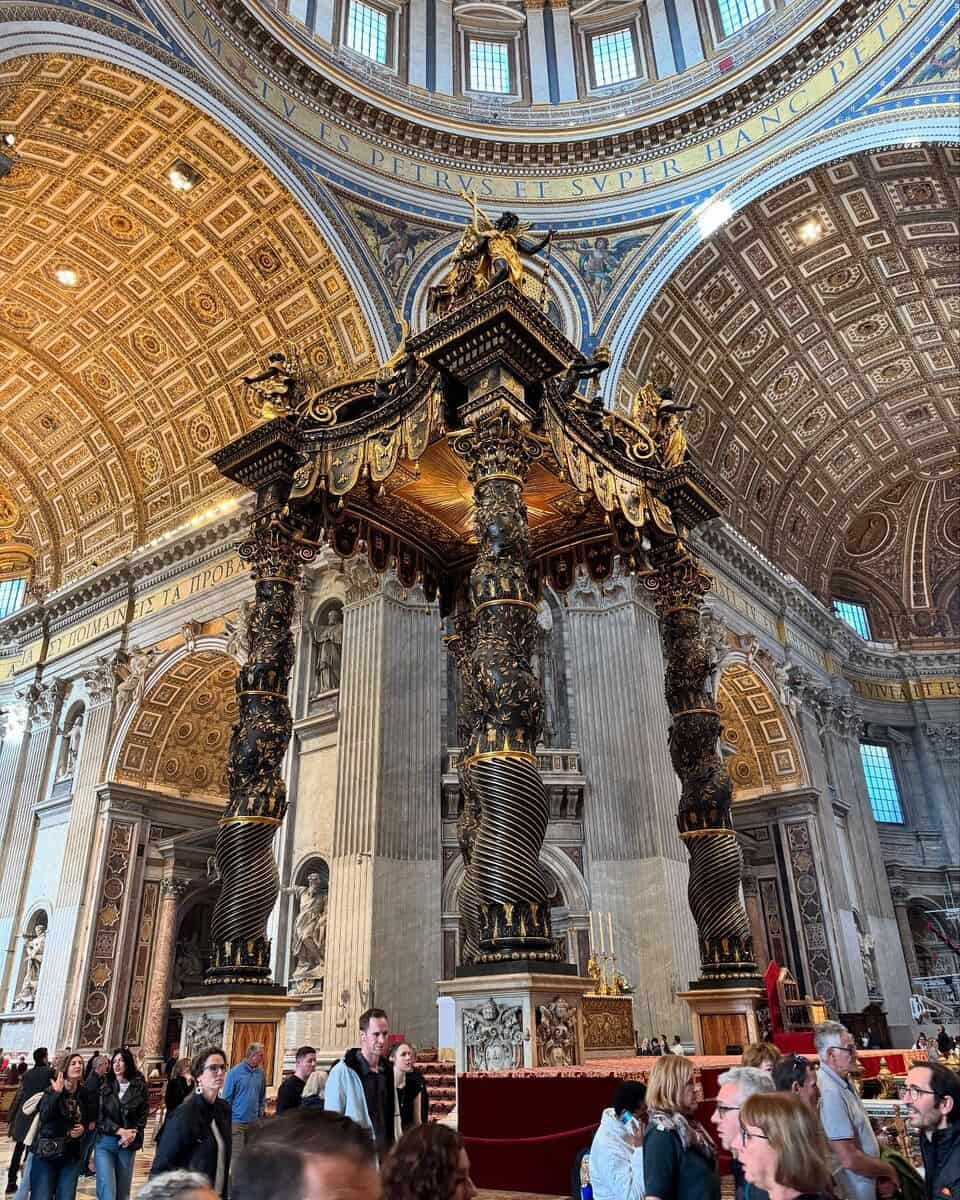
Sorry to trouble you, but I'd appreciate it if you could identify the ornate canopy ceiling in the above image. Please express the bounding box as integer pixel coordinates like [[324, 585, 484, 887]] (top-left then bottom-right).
[[0, 55, 376, 592], [625, 145, 960, 641]]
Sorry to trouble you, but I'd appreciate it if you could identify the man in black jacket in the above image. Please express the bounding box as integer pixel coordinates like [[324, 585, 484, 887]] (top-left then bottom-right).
[[6, 1047, 53, 1193], [275, 1047, 316, 1114], [904, 1061, 960, 1200]]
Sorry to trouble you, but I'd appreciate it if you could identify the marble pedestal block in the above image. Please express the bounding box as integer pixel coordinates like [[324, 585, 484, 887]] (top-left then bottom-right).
[[677, 985, 765, 1056], [174, 992, 298, 1089], [441, 972, 593, 1074]]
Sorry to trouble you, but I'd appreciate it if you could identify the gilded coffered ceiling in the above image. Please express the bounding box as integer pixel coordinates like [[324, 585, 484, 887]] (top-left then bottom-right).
[[718, 662, 804, 801], [113, 649, 238, 798], [0, 55, 376, 591], [625, 145, 960, 641]]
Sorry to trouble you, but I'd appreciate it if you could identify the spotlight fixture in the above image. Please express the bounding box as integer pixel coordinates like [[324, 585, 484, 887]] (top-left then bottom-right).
[[797, 217, 823, 245], [54, 267, 79, 287], [0, 132, 15, 179], [167, 159, 202, 192]]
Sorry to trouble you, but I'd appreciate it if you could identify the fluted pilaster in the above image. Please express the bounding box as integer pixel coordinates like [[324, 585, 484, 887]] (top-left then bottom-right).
[[566, 574, 699, 1035], [318, 569, 441, 1050], [38, 671, 117, 1049]]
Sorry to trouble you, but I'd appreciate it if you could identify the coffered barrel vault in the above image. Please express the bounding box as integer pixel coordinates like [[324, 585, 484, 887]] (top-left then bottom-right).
[[0, 55, 376, 592]]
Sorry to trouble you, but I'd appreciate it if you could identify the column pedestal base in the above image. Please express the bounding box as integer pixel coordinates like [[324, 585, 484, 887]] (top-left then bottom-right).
[[174, 992, 299, 1088], [676, 985, 765, 1055], [440, 972, 592, 1074]]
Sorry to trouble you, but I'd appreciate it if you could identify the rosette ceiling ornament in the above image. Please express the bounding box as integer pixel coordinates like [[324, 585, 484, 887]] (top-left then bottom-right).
[[212, 210, 756, 989]]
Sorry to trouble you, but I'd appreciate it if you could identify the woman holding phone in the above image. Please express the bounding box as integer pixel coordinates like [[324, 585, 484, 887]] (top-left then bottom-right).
[[30, 1052, 95, 1200]]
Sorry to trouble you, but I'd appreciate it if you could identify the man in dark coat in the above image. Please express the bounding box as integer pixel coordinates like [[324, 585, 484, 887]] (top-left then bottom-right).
[[904, 1061, 960, 1200], [6, 1047, 53, 1193]]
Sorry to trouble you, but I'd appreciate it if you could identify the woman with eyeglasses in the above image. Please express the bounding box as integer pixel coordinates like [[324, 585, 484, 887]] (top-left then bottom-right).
[[643, 1054, 720, 1200], [149, 1047, 231, 1197], [736, 1092, 834, 1200]]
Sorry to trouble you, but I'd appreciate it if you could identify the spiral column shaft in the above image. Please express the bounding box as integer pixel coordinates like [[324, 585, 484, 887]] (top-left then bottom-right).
[[207, 519, 307, 987], [451, 409, 560, 964], [648, 541, 757, 984]]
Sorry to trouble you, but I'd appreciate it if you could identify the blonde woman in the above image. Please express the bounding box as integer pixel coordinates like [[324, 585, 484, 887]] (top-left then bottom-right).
[[300, 1069, 328, 1109], [736, 1092, 834, 1200], [643, 1054, 719, 1200]]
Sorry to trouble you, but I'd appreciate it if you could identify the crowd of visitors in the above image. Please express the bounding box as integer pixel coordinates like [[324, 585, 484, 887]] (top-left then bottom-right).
[[4, 1016, 959, 1200], [583, 1023, 960, 1200]]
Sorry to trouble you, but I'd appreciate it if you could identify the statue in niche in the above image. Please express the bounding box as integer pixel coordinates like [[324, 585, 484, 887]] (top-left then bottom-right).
[[171, 932, 206, 997], [290, 872, 328, 980], [854, 910, 880, 998], [58, 711, 84, 778], [532, 603, 559, 747], [13, 921, 46, 1011], [313, 607, 343, 695]]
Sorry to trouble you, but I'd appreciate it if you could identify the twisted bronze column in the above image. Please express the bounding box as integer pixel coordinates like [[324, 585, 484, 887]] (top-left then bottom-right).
[[445, 615, 483, 966], [451, 413, 560, 964], [207, 517, 310, 986], [644, 540, 756, 984]]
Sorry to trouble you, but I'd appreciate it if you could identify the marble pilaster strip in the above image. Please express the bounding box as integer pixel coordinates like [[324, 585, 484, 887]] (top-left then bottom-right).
[[526, 6, 551, 104], [549, 2, 577, 102]]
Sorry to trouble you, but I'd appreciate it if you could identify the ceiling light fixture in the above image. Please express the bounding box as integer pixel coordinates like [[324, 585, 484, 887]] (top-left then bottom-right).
[[167, 159, 202, 192], [54, 267, 79, 287], [1, 132, 14, 148], [697, 197, 733, 239], [797, 217, 823, 245]]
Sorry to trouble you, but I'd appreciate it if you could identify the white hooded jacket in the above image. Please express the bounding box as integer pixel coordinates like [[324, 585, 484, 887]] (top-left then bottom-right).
[[588, 1107, 645, 1200]]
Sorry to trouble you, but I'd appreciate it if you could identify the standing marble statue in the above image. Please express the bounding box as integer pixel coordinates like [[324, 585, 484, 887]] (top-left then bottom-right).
[[314, 608, 343, 694], [13, 924, 46, 1011], [291, 873, 327, 979]]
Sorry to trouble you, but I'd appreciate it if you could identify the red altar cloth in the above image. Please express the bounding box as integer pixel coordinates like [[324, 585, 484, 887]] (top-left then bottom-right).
[[458, 1050, 914, 1193]]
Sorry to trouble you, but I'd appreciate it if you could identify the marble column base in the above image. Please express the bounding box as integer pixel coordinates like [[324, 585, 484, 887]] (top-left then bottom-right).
[[174, 992, 299, 1088], [676, 985, 764, 1056], [440, 972, 593, 1074]]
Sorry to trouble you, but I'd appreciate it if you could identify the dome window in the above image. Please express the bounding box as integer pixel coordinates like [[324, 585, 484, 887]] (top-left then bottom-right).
[[346, 0, 390, 63], [468, 37, 512, 92], [591, 28, 637, 86], [833, 597, 871, 640], [0, 575, 26, 619], [715, 0, 766, 38]]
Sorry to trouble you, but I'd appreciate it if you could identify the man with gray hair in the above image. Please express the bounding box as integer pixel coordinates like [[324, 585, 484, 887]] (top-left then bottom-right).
[[222, 1042, 266, 1160], [711, 1066, 775, 1200], [137, 1170, 217, 1200], [815, 1020, 898, 1199]]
